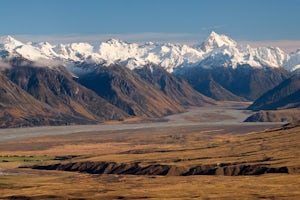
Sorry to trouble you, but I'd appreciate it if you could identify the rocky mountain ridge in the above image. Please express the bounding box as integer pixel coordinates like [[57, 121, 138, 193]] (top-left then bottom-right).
[[1, 32, 299, 73]]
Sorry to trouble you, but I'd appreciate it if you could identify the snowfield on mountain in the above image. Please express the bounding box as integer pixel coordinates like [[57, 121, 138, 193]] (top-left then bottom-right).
[[1, 32, 299, 73]]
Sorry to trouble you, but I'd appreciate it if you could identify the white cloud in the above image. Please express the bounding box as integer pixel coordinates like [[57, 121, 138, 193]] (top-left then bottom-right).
[[0, 61, 11, 70], [5, 33, 300, 53], [12, 33, 203, 45], [32, 58, 64, 68], [241, 40, 300, 53]]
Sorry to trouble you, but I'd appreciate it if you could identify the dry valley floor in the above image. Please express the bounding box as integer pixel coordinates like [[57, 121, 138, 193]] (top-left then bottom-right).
[[0, 102, 299, 199]]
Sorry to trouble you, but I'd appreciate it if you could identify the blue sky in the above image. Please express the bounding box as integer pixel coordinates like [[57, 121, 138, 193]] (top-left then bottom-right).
[[1, 0, 300, 51]]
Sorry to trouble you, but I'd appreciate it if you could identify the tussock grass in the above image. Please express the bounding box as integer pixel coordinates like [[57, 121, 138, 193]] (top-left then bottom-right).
[[0, 121, 300, 199]]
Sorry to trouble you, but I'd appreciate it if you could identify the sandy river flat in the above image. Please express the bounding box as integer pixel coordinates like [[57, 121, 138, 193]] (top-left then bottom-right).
[[0, 102, 284, 142]]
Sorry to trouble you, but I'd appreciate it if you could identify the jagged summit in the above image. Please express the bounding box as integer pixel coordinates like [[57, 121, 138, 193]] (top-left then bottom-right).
[[199, 31, 237, 52], [105, 38, 126, 45], [0, 35, 24, 52], [0, 35, 52, 61], [0, 35, 21, 43], [0, 32, 299, 72]]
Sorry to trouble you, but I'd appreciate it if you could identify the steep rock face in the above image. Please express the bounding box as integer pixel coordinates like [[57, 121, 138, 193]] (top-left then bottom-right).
[[0, 73, 80, 127], [248, 74, 300, 111], [75, 64, 184, 117], [4, 63, 128, 123], [176, 65, 290, 101], [133, 65, 216, 106], [33, 161, 299, 176]]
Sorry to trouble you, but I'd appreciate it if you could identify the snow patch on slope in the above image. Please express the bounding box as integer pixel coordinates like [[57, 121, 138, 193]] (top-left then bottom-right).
[[0, 35, 55, 66], [284, 49, 300, 72], [0, 32, 299, 72], [97, 39, 204, 72], [195, 32, 289, 69]]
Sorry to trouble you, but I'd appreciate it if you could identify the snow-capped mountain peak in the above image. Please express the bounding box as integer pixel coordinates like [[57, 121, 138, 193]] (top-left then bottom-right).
[[0, 35, 24, 51], [0, 35, 55, 63], [193, 32, 290, 70], [0, 33, 299, 72], [0, 35, 22, 44], [199, 31, 237, 52]]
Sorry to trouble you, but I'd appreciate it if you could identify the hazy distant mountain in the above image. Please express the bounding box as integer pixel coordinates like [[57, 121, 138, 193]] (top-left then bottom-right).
[[133, 64, 216, 106], [176, 64, 290, 101], [248, 74, 300, 111], [188, 78, 246, 101]]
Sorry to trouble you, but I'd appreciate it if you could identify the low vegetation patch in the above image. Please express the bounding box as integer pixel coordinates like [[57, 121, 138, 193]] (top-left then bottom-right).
[[0, 155, 55, 163], [0, 155, 78, 163]]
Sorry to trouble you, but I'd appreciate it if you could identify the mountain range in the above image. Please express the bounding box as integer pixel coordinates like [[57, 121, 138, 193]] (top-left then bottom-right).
[[1, 32, 298, 100], [1, 31, 299, 73], [0, 32, 299, 127]]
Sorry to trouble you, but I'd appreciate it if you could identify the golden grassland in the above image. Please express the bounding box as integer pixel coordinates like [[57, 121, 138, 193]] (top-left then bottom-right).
[[1, 169, 300, 200], [0, 122, 300, 199]]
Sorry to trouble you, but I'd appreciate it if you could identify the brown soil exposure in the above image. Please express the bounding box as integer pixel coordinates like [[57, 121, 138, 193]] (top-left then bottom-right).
[[32, 161, 300, 176]]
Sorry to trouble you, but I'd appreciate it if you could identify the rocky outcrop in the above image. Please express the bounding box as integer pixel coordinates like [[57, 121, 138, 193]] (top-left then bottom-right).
[[32, 161, 300, 176]]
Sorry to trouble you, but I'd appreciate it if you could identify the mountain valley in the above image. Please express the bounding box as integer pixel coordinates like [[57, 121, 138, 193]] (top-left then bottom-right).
[[0, 32, 299, 126], [2, 1, 300, 199], [0, 102, 299, 199]]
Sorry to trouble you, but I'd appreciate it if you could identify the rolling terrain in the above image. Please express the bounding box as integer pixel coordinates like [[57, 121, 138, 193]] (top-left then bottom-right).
[[246, 74, 300, 122], [0, 32, 299, 199], [248, 74, 300, 111], [245, 109, 300, 122], [0, 103, 299, 199]]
